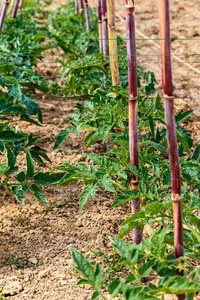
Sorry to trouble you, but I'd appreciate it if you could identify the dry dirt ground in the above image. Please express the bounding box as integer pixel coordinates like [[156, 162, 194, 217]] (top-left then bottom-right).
[[0, 1, 199, 299]]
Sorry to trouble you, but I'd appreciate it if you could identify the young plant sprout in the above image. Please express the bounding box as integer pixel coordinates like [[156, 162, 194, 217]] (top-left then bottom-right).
[[126, 0, 141, 244]]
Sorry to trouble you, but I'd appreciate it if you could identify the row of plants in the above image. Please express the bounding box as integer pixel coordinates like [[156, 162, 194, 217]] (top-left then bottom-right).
[[0, 0, 200, 299], [0, 2, 65, 205], [47, 1, 200, 299]]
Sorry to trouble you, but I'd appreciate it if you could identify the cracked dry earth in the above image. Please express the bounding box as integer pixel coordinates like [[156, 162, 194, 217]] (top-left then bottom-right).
[[0, 0, 200, 299]]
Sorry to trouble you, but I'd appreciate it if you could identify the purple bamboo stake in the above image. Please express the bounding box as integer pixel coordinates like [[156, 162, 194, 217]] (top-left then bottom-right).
[[126, 0, 141, 244], [75, 0, 79, 15], [101, 0, 110, 151], [158, 1, 184, 299], [0, 0, 9, 35], [97, 0, 103, 53], [11, 0, 19, 18], [83, 0, 91, 31], [101, 0, 109, 58], [79, 0, 84, 14], [18, 0, 23, 9], [0, 0, 4, 16]]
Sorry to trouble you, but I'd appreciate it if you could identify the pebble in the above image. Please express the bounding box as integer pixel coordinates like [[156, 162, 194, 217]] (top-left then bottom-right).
[[28, 258, 38, 264]]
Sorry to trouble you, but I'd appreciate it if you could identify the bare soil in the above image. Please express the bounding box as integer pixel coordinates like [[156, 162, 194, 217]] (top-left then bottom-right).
[[0, 1, 199, 299]]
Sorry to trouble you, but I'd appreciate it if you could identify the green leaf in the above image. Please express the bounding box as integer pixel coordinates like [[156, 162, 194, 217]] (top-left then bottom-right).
[[94, 264, 103, 291], [33, 172, 64, 185], [138, 261, 155, 278], [8, 84, 22, 101], [0, 131, 25, 142], [12, 186, 24, 204], [71, 248, 95, 287], [22, 95, 38, 116], [26, 150, 35, 179], [177, 129, 190, 154], [79, 183, 98, 214], [76, 279, 91, 286], [91, 291, 100, 300], [29, 184, 48, 206], [54, 128, 72, 150], [108, 280, 121, 298], [17, 171, 26, 182], [191, 144, 200, 160], [175, 110, 193, 124], [159, 276, 200, 294], [0, 75, 4, 87], [0, 163, 10, 174]]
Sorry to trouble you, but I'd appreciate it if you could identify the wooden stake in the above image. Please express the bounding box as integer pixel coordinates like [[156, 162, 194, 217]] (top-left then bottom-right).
[[107, 0, 120, 86]]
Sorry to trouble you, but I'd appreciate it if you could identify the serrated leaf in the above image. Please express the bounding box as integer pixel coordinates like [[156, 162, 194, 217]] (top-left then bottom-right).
[[71, 248, 95, 287], [29, 184, 48, 206], [159, 276, 200, 294], [12, 186, 24, 204], [33, 172, 64, 185], [8, 84, 22, 101], [0, 131, 25, 142], [22, 95, 38, 116], [54, 128, 72, 150], [79, 183, 98, 214], [138, 261, 154, 278]]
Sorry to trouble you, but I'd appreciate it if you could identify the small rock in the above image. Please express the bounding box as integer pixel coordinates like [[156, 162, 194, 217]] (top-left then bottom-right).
[[38, 269, 50, 279], [28, 258, 38, 264]]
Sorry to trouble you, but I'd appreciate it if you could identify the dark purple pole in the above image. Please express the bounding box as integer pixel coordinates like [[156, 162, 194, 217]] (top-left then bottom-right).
[[0, 0, 9, 35], [126, 0, 141, 244], [11, 0, 20, 18]]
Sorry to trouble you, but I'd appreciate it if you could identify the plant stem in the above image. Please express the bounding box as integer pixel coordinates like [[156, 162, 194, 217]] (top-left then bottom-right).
[[11, 0, 19, 18], [0, 0, 9, 35], [158, 1, 184, 299], [107, 0, 120, 86], [126, 0, 141, 244], [83, 0, 91, 31], [97, 0, 103, 52]]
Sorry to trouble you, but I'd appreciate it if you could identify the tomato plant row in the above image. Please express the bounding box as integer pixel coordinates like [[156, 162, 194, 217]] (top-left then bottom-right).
[[0, 1, 199, 299]]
